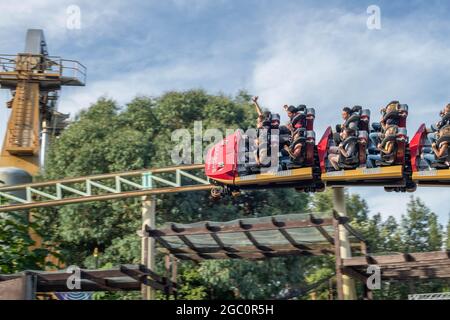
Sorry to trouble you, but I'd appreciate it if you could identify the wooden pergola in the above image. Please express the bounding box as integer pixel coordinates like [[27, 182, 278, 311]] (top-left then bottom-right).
[[0, 264, 176, 300], [5, 211, 449, 300], [142, 211, 369, 299], [144, 212, 367, 262]]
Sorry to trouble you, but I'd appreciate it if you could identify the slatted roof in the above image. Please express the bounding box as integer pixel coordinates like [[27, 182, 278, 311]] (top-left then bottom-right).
[[0, 264, 176, 294], [145, 212, 366, 261], [343, 251, 450, 281]]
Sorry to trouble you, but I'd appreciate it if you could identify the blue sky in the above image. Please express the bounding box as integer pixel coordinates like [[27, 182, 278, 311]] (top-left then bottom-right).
[[0, 0, 449, 226]]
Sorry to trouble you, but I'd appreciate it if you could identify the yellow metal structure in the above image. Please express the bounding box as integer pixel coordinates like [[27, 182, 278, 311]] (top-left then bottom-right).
[[235, 167, 313, 186], [210, 167, 314, 186], [0, 30, 86, 175], [0, 74, 41, 174], [0, 30, 85, 269], [412, 168, 450, 185], [322, 165, 403, 182]]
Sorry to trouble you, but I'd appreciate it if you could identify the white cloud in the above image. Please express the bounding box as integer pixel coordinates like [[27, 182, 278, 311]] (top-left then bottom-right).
[[57, 55, 244, 115], [250, 8, 450, 134], [250, 7, 450, 224], [0, 1, 448, 225]]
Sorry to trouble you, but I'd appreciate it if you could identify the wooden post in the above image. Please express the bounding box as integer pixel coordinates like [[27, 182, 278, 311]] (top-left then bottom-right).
[[332, 187, 357, 300], [360, 241, 367, 255], [328, 278, 334, 300], [141, 195, 156, 300], [333, 214, 344, 300], [171, 256, 178, 284], [24, 273, 37, 300], [363, 284, 374, 300], [164, 254, 178, 300]]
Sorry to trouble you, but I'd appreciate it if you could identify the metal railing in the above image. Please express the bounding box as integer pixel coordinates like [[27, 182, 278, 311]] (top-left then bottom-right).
[[0, 164, 211, 212], [59, 58, 86, 85], [0, 54, 16, 72], [0, 54, 86, 85]]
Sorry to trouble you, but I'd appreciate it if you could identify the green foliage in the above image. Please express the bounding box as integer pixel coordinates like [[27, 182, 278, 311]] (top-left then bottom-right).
[[9, 90, 445, 300], [33, 90, 311, 300], [402, 197, 442, 253], [351, 197, 446, 300], [0, 213, 49, 273]]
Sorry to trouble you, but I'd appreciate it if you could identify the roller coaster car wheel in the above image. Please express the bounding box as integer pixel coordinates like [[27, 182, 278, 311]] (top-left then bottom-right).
[[384, 187, 394, 192], [406, 182, 417, 193], [295, 187, 305, 193], [231, 190, 241, 197], [315, 182, 326, 192], [210, 187, 223, 199]]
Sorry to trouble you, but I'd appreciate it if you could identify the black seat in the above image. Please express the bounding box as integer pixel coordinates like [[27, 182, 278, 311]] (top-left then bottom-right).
[[375, 160, 394, 167], [339, 162, 359, 170], [431, 161, 449, 169]]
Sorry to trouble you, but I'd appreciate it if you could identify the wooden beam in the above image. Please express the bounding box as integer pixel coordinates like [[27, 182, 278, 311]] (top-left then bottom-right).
[[172, 249, 318, 261], [333, 216, 344, 300], [343, 251, 450, 267], [315, 225, 335, 245], [342, 267, 368, 283], [120, 265, 173, 293], [79, 270, 120, 292], [146, 217, 334, 237], [36, 281, 140, 292], [158, 243, 334, 256]]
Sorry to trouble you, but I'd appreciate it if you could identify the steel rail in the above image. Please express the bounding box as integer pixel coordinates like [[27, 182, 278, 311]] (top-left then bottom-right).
[[0, 184, 213, 212], [0, 164, 205, 191]]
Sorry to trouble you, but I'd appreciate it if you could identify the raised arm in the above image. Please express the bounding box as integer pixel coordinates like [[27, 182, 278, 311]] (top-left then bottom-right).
[[252, 96, 263, 117]]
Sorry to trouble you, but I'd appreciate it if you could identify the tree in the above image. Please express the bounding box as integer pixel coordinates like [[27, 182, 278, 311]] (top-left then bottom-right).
[[428, 212, 443, 251], [36, 90, 310, 299], [24, 90, 448, 300], [401, 197, 442, 253], [0, 213, 49, 273]]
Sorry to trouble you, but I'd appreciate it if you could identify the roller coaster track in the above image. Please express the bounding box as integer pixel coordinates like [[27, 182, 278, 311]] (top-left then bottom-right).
[[0, 162, 448, 212], [0, 164, 212, 212]]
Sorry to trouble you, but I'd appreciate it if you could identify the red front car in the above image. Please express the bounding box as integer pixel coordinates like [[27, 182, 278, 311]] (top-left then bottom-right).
[[205, 131, 241, 184]]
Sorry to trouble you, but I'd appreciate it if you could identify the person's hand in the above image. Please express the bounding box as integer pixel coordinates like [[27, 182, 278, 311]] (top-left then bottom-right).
[[377, 144, 382, 149], [284, 145, 290, 151], [252, 96, 259, 103], [432, 142, 437, 148]]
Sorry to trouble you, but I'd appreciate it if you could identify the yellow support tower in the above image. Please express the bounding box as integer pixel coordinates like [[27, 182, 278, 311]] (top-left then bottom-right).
[[0, 29, 86, 176]]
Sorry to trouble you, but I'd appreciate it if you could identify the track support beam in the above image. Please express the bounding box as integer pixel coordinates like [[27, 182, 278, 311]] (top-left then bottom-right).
[[332, 187, 357, 300], [141, 195, 156, 300]]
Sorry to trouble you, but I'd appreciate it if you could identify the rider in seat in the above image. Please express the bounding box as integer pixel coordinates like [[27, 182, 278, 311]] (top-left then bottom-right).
[[369, 101, 403, 151], [366, 125, 398, 168], [284, 105, 307, 133], [251, 96, 273, 168], [334, 107, 360, 144], [328, 123, 359, 171], [283, 128, 306, 167], [428, 104, 450, 144], [422, 125, 450, 168]]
